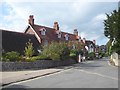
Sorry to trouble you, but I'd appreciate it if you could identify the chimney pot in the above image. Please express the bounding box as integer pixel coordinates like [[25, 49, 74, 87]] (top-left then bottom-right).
[[53, 21, 59, 30], [73, 29, 78, 36], [93, 40, 96, 44], [28, 15, 34, 25]]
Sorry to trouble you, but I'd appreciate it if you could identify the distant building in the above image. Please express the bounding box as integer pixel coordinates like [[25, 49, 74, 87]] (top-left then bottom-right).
[[99, 45, 107, 53]]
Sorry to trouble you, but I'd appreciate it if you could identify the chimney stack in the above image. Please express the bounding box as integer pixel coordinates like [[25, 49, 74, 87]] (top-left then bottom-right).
[[83, 38, 86, 43], [73, 29, 78, 36], [93, 40, 96, 44], [53, 22, 59, 30], [28, 15, 34, 25]]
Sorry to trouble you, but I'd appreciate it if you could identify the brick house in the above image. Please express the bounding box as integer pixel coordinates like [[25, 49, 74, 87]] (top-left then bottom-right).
[[25, 15, 96, 53], [1, 15, 96, 55], [25, 15, 82, 47]]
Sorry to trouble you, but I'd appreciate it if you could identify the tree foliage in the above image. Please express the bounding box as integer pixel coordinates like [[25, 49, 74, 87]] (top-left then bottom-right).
[[24, 40, 34, 58], [42, 42, 70, 60], [104, 8, 120, 54]]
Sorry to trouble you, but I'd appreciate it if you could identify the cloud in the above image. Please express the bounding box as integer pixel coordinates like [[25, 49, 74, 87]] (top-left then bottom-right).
[[0, 2, 27, 32], [93, 14, 107, 21], [3, 0, 119, 2], [77, 13, 108, 45], [1, 1, 117, 45], [79, 32, 87, 39]]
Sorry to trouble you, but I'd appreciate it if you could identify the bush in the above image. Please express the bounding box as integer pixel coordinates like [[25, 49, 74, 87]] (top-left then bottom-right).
[[24, 41, 34, 58], [70, 49, 78, 56], [87, 52, 95, 60], [42, 42, 70, 60], [25, 54, 50, 62], [2, 51, 20, 62]]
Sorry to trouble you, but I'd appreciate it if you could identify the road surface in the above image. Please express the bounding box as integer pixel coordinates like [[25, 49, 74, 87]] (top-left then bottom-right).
[[3, 58, 118, 88]]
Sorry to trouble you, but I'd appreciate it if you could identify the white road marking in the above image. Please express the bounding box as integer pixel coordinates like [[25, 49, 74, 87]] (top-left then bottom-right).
[[77, 69, 118, 81], [2, 68, 72, 88]]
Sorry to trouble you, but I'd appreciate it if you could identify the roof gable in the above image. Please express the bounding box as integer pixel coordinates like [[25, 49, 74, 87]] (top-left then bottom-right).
[[27, 24, 80, 42]]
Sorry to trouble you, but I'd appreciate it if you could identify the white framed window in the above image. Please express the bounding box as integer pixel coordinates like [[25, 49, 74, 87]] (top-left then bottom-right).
[[40, 28, 46, 35], [89, 44, 93, 53], [65, 34, 69, 40], [58, 32, 62, 38], [56, 30, 62, 38]]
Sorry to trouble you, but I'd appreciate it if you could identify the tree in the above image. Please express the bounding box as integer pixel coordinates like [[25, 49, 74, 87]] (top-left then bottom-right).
[[24, 40, 34, 58], [104, 7, 120, 54], [42, 42, 70, 60]]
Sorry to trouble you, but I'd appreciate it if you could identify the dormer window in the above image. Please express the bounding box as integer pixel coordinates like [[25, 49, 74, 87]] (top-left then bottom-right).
[[40, 28, 46, 35], [56, 30, 61, 38], [78, 38, 81, 42], [65, 34, 69, 40]]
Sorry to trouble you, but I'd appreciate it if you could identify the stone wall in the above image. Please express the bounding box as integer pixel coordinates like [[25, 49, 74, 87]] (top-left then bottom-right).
[[1, 59, 77, 71], [111, 52, 119, 66]]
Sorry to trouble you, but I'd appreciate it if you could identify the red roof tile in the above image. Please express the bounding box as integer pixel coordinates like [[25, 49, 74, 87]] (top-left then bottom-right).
[[29, 24, 80, 42]]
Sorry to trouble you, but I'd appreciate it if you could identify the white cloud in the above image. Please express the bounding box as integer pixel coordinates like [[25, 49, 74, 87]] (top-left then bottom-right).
[[92, 14, 107, 22], [3, 0, 119, 2], [1, 1, 117, 45], [1, 2, 27, 32], [79, 32, 87, 39]]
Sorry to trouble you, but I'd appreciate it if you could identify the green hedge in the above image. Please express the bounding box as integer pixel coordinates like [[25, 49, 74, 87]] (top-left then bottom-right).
[[42, 42, 70, 60], [2, 51, 21, 62]]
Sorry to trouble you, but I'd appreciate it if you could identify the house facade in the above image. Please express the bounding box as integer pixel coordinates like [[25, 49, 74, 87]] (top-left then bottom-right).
[[25, 15, 82, 47], [25, 15, 96, 51]]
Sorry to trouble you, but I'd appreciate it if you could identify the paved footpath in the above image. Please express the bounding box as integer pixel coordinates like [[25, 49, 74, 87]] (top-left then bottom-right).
[[0, 65, 73, 87]]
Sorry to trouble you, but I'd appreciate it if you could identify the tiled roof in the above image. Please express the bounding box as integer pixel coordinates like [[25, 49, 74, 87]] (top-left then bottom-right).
[[85, 40, 95, 47], [2, 29, 40, 54], [28, 24, 80, 42]]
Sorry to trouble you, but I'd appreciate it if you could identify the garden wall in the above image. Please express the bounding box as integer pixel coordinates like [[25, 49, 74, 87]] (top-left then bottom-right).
[[111, 52, 119, 66], [1, 59, 77, 71]]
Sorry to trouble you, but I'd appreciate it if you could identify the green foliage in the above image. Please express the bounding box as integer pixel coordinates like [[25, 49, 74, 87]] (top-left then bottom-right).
[[99, 52, 108, 57], [25, 56, 38, 62], [87, 52, 95, 60], [2, 51, 20, 62], [70, 49, 78, 56], [24, 40, 35, 58], [104, 9, 119, 39], [104, 8, 120, 55], [111, 40, 120, 54], [106, 39, 113, 55], [69, 49, 79, 59], [42, 42, 70, 60]]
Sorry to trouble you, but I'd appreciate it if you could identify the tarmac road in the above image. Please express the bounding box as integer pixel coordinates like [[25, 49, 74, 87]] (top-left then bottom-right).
[[3, 58, 118, 88]]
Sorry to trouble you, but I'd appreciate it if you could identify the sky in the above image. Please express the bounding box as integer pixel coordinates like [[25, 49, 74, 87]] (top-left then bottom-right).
[[0, 0, 119, 45]]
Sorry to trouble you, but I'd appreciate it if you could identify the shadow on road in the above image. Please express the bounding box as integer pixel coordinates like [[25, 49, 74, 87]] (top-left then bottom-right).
[[2, 85, 29, 90]]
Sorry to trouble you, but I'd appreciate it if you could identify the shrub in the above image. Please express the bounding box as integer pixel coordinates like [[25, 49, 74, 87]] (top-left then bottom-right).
[[42, 42, 70, 60], [25, 54, 49, 62], [24, 40, 34, 58], [70, 49, 78, 56], [87, 52, 95, 60], [2, 51, 20, 62]]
